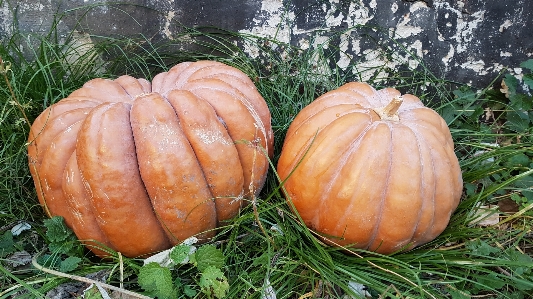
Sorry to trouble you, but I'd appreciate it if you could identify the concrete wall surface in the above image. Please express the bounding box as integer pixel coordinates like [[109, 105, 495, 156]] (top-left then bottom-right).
[[1, 0, 532, 88]]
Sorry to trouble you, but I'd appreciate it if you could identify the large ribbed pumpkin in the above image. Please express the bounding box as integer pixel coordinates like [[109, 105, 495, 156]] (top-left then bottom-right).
[[277, 82, 462, 254], [28, 61, 273, 258]]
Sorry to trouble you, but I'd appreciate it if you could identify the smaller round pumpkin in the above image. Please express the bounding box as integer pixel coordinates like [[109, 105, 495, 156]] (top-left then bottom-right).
[[28, 61, 273, 258], [277, 82, 462, 254]]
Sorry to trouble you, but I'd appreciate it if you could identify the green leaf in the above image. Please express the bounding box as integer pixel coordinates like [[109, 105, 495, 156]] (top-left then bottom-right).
[[49, 240, 76, 256], [520, 59, 533, 71], [464, 183, 477, 196], [452, 88, 477, 104], [506, 153, 531, 167], [170, 244, 192, 264], [82, 285, 104, 299], [448, 287, 471, 299], [522, 74, 533, 90], [193, 245, 224, 272], [199, 266, 229, 299], [514, 279, 533, 291], [503, 74, 519, 95], [505, 110, 530, 133], [475, 272, 507, 290], [0, 231, 16, 258], [183, 285, 197, 297], [440, 105, 457, 124], [509, 93, 533, 111], [466, 240, 500, 256], [43, 216, 81, 255], [138, 262, 177, 299], [44, 216, 74, 243], [37, 254, 61, 269], [505, 247, 533, 265], [510, 193, 526, 205], [60, 256, 81, 272]]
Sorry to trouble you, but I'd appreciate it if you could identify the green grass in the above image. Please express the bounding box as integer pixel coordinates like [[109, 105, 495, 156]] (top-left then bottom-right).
[[1, 6, 533, 299]]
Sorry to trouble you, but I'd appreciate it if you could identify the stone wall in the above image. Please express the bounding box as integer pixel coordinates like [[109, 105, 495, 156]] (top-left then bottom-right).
[[1, 0, 532, 88]]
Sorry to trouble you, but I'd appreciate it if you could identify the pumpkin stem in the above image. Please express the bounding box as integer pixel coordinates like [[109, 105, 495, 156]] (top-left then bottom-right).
[[374, 96, 403, 121]]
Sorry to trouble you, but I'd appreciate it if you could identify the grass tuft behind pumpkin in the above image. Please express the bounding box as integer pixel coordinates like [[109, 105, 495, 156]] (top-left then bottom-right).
[[1, 6, 532, 298]]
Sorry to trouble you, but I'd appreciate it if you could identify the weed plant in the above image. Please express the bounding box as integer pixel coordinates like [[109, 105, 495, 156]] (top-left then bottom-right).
[[1, 7, 532, 299]]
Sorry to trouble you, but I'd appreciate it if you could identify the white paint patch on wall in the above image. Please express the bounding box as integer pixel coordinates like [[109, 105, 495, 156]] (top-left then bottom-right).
[[0, 2, 12, 38], [442, 44, 455, 68], [391, 2, 398, 14], [337, 32, 353, 70], [239, 0, 294, 59], [500, 51, 512, 57], [312, 35, 330, 50], [434, 2, 486, 54], [239, 0, 380, 78], [409, 1, 428, 12], [499, 20, 513, 32], [325, 6, 344, 27], [353, 49, 392, 82], [461, 59, 487, 76], [394, 13, 423, 39], [254, 0, 293, 40], [162, 11, 175, 40], [407, 40, 423, 69], [346, 1, 374, 26], [455, 10, 485, 53]]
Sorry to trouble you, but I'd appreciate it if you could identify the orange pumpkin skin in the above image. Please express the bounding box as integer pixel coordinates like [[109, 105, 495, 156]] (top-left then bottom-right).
[[28, 61, 273, 258], [277, 82, 462, 254]]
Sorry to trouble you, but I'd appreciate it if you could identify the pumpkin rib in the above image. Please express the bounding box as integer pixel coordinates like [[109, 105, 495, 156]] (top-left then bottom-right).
[[63, 151, 113, 257], [130, 93, 218, 245], [367, 121, 410, 252], [312, 114, 375, 228], [340, 82, 389, 106], [285, 90, 366, 138], [403, 121, 440, 248], [283, 110, 376, 233], [166, 90, 245, 223], [321, 121, 390, 248], [278, 104, 371, 178], [114, 75, 152, 97], [183, 80, 269, 198], [151, 62, 194, 95], [429, 136, 462, 236], [30, 107, 94, 214], [28, 99, 98, 166], [184, 79, 269, 149], [382, 120, 435, 246], [38, 120, 83, 219], [194, 72, 274, 157], [68, 78, 133, 102], [405, 119, 459, 241], [153, 61, 272, 154], [185, 65, 271, 128], [278, 106, 375, 222], [33, 108, 93, 166], [76, 101, 170, 257], [406, 126, 437, 246], [361, 122, 396, 252], [155, 61, 220, 95]]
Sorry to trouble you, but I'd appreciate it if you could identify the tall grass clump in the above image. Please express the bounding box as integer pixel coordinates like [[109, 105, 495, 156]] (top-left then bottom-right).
[[1, 5, 532, 299]]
